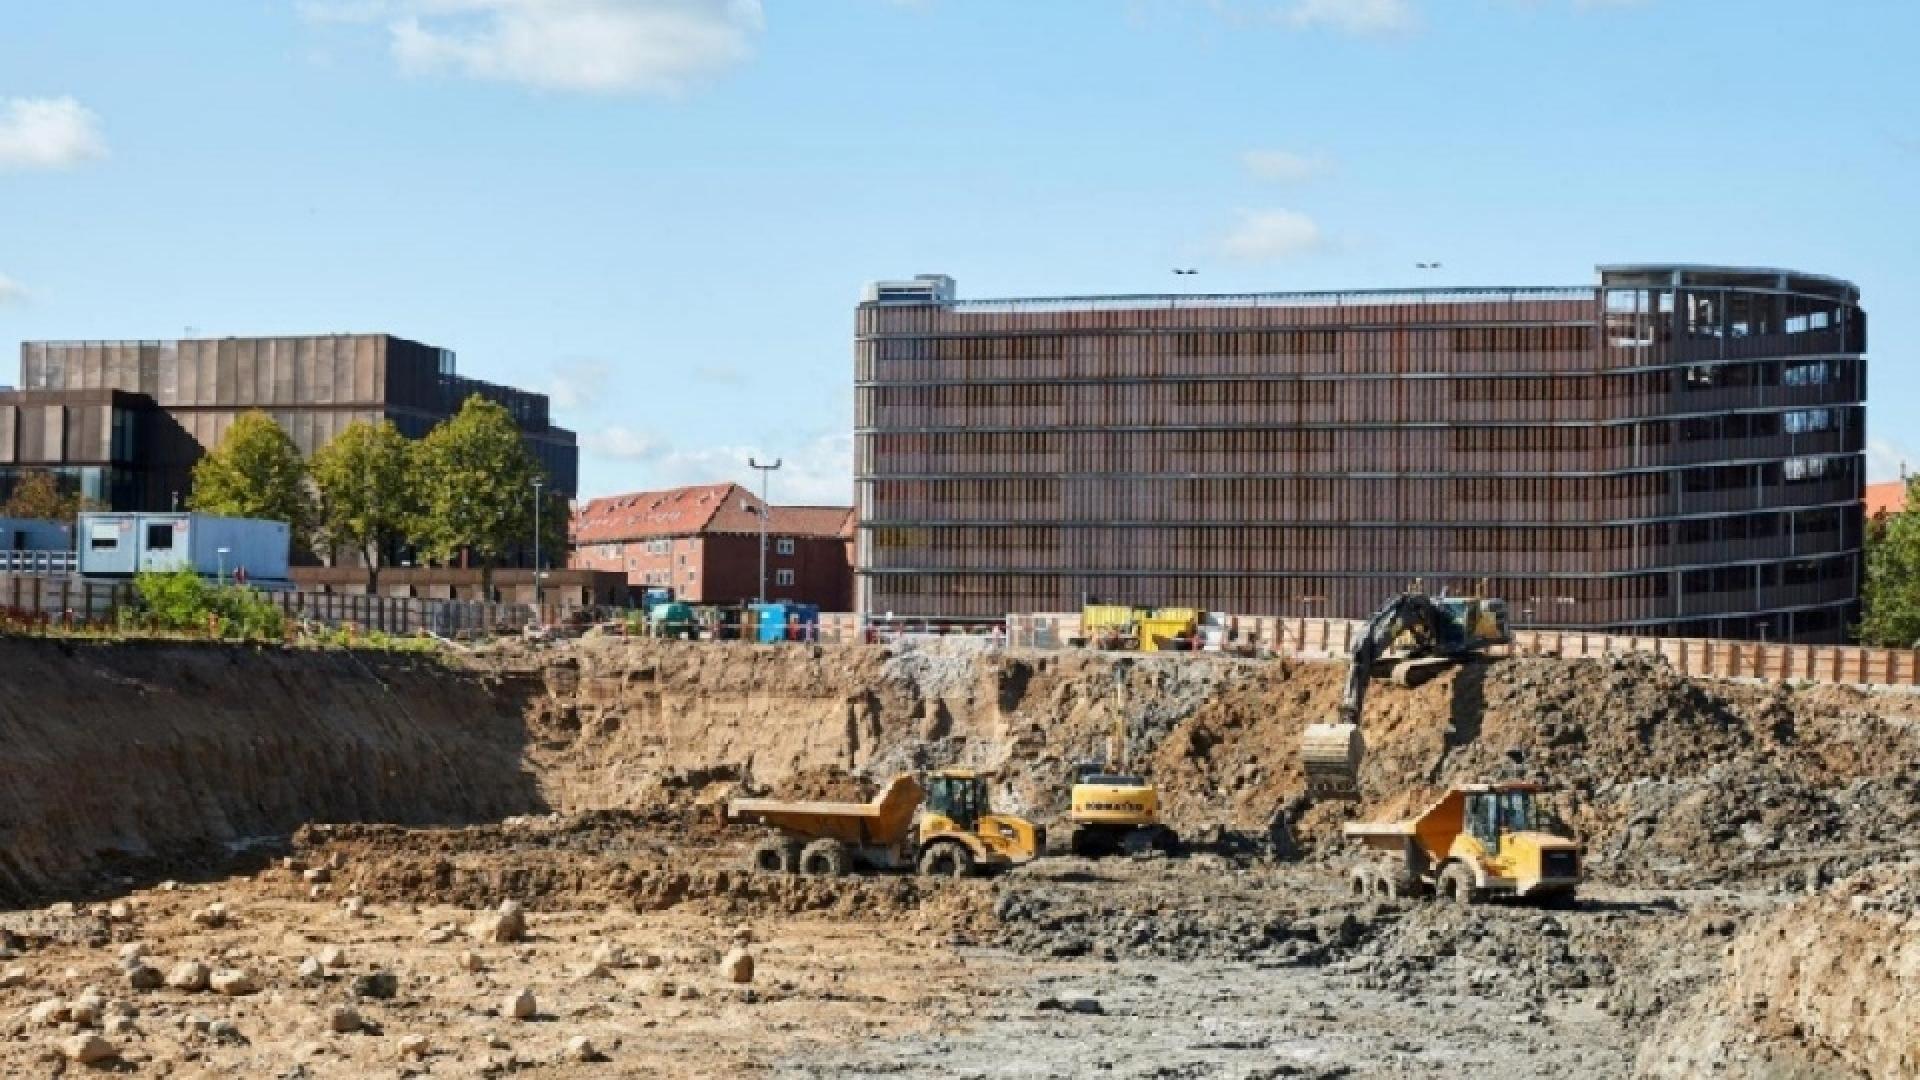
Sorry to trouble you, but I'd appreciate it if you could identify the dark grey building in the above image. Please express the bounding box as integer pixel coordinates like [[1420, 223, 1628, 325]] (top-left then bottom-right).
[[2, 334, 577, 512]]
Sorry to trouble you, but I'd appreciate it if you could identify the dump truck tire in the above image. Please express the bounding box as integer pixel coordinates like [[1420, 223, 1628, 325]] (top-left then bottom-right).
[[798, 838, 852, 877], [918, 842, 975, 879], [746, 838, 793, 875], [1438, 862, 1479, 904], [1349, 866, 1375, 897], [1121, 829, 1157, 857]]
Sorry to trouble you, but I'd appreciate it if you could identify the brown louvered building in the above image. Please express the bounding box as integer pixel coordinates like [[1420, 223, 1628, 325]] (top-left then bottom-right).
[[854, 266, 1866, 642], [2, 335, 577, 512]]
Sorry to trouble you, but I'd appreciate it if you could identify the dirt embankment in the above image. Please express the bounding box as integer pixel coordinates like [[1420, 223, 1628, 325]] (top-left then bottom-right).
[[501, 639, 1920, 891], [0, 639, 543, 903], [6, 634, 1915, 903], [1637, 861, 1920, 1079]]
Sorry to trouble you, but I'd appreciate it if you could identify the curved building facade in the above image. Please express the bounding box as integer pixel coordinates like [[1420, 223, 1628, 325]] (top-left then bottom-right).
[[853, 266, 1865, 642]]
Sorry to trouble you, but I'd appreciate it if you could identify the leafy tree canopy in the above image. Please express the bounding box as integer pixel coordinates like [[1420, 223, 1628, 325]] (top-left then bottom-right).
[[413, 395, 543, 572], [188, 412, 313, 542], [311, 420, 417, 587], [1, 470, 89, 521], [1862, 477, 1920, 647]]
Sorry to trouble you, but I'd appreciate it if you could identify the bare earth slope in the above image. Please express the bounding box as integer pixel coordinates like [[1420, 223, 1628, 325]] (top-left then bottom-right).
[[0, 638, 542, 903]]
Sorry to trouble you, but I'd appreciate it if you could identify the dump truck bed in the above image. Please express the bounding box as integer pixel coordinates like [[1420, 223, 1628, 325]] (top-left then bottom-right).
[[727, 773, 925, 848]]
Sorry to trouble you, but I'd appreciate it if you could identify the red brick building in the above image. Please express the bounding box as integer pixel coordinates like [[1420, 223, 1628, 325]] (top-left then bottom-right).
[[569, 483, 854, 609]]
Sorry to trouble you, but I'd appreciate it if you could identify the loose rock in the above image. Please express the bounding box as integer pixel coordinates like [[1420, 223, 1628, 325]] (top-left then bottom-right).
[[61, 1034, 117, 1065], [720, 948, 755, 984]]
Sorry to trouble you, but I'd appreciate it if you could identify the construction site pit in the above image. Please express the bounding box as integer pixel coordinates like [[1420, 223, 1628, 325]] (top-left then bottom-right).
[[0, 634, 1912, 1078]]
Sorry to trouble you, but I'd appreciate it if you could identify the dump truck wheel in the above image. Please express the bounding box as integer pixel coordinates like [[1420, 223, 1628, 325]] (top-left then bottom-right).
[[747, 838, 791, 875], [1121, 829, 1157, 857], [1349, 866, 1375, 897], [1438, 862, 1479, 904], [918, 842, 974, 879], [1153, 827, 1181, 856], [798, 838, 852, 877]]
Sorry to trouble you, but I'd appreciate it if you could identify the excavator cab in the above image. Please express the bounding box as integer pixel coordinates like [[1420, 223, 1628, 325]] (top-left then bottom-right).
[[1300, 587, 1513, 800]]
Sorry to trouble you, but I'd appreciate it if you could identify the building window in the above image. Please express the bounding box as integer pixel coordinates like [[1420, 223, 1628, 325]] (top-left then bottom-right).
[[686, 570, 697, 582], [145, 523, 175, 551], [776, 568, 796, 587], [776, 538, 795, 556]]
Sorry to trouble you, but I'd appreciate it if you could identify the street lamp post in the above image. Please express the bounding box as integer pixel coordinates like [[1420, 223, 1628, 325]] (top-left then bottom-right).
[[532, 477, 545, 609], [748, 458, 782, 603]]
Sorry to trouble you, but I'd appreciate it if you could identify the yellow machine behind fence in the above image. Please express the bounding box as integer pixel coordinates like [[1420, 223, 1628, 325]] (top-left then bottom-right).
[[728, 770, 1043, 878], [1343, 782, 1582, 905]]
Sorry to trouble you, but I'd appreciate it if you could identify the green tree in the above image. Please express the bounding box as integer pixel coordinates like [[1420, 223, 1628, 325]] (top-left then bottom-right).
[[414, 395, 543, 596], [311, 420, 417, 590], [188, 412, 313, 544], [1, 470, 87, 521], [1862, 477, 1920, 646]]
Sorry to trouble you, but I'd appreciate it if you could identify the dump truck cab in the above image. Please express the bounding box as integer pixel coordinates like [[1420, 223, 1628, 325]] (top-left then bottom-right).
[[918, 768, 1044, 874], [1447, 784, 1582, 898], [1345, 781, 1582, 904]]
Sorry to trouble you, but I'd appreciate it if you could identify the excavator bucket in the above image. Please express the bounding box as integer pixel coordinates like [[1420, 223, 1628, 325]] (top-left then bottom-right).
[[1300, 721, 1363, 799]]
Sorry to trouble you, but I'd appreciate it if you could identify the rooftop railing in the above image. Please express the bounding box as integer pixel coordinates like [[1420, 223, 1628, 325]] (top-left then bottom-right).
[[943, 285, 1598, 314]]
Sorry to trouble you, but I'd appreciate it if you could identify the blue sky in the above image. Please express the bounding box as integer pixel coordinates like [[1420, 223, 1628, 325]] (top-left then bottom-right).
[[1, 0, 1915, 502]]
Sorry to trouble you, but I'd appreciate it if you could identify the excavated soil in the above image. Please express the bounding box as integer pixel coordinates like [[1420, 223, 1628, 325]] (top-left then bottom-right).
[[0, 634, 1916, 1076]]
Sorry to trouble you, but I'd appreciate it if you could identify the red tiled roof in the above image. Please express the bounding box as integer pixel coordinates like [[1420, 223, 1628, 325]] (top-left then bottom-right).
[[1866, 480, 1909, 519], [569, 485, 852, 543], [570, 482, 762, 543], [768, 505, 856, 538]]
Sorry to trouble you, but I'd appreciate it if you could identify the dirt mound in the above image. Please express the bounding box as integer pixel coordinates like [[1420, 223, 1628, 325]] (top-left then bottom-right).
[[1128, 653, 1920, 888], [771, 765, 877, 802], [290, 812, 990, 928], [1636, 860, 1920, 1078]]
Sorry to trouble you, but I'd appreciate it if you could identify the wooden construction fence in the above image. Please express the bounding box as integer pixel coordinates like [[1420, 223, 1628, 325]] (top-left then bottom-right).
[[1003, 611, 1920, 690]]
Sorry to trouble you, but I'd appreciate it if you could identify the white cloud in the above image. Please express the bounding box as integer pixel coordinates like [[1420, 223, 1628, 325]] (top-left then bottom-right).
[[368, 0, 767, 94], [1866, 438, 1917, 484], [582, 425, 668, 460], [0, 97, 108, 171], [1218, 208, 1324, 261], [1281, 0, 1417, 36], [1242, 148, 1330, 183], [581, 430, 852, 504], [0, 274, 26, 306], [541, 358, 610, 411]]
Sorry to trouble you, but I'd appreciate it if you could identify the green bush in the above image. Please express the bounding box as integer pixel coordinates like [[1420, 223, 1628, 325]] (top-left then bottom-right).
[[133, 570, 286, 641]]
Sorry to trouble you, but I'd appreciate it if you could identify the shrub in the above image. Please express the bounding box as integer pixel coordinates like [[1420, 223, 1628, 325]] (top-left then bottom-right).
[[133, 570, 286, 641]]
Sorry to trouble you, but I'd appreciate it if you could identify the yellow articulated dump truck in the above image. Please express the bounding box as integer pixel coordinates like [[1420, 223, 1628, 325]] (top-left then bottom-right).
[[1343, 782, 1582, 905], [727, 770, 1043, 879]]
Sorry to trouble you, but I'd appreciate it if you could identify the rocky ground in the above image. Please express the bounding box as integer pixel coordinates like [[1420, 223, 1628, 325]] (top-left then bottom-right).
[[0, 636, 1913, 1076]]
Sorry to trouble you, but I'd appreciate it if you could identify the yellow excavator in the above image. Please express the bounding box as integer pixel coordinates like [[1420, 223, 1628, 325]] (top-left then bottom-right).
[[1300, 587, 1511, 799], [1065, 688, 1179, 857], [1344, 781, 1583, 905]]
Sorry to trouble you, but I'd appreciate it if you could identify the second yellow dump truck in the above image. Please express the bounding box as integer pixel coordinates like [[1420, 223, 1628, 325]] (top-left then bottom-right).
[[1343, 782, 1582, 905], [727, 769, 1043, 878]]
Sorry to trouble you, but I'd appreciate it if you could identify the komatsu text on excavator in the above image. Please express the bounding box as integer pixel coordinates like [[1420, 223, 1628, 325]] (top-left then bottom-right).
[[1299, 586, 1512, 799]]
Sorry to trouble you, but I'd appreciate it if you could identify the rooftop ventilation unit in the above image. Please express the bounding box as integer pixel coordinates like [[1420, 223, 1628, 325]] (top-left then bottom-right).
[[864, 274, 956, 306]]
